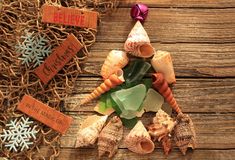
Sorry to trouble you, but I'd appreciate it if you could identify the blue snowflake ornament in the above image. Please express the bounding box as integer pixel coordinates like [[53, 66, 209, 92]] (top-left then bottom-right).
[[16, 31, 51, 68], [0, 117, 38, 152]]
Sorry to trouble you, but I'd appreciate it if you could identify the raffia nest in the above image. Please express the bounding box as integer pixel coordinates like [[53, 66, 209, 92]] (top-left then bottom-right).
[[0, 0, 119, 159]]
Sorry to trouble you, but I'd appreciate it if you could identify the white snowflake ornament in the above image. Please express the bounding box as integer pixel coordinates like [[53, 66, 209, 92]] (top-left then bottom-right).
[[16, 31, 52, 68], [0, 117, 38, 152]]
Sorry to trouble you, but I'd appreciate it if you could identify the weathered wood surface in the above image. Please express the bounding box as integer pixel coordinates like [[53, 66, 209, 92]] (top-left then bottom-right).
[[65, 78, 235, 113], [54, 0, 235, 159], [97, 8, 235, 43], [40, 148, 235, 160], [120, 0, 235, 8], [82, 43, 235, 77], [59, 113, 235, 149]]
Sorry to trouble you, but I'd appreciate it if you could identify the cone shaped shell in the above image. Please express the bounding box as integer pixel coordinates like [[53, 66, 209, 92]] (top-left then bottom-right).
[[80, 69, 125, 105], [125, 121, 154, 154], [152, 73, 181, 113], [124, 21, 155, 58], [101, 50, 129, 79], [174, 113, 196, 155], [75, 115, 108, 148], [151, 50, 176, 84], [98, 116, 123, 158]]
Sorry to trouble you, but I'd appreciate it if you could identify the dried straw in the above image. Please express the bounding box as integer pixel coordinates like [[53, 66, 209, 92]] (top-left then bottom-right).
[[0, 0, 119, 159]]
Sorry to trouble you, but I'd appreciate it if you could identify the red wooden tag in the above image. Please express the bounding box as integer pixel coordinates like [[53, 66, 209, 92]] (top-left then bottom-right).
[[17, 95, 73, 134], [41, 4, 98, 29], [34, 34, 82, 84]]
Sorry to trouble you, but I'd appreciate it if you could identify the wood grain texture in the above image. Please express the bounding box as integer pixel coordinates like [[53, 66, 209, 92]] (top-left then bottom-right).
[[82, 42, 235, 77], [42, 1, 235, 159], [39, 148, 235, 160], [97, 8, 235, 43], [120, 0, 235, 8], [59, 113, 235, 149], [64, 78, 235, 113]]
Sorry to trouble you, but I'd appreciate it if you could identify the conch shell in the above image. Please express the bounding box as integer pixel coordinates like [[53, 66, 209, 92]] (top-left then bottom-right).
[[98, 116, 123, 158], [148, 109, 176, 141], [75, 115, 108, 148], [124, 21, 155, 58], [174, 113, 196, 155], [152, 73, 182, 113], [80, 69, 125, 105], [151, 50, 176, 84], [125, 121, 155, 154], [101, 50, 129, 79], [148, 109, 175, 155]]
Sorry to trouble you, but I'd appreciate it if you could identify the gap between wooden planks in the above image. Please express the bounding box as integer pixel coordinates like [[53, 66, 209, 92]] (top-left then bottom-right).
[[39, 148, 235, 160], [59, 113, 235, 149], [81, 42, 235, 77], [7, 42, 235, 77], [64, 78, 235, 113], [119, 0, 235, 8], [97, 8, 235, 43], [58, 112, 235, 149]]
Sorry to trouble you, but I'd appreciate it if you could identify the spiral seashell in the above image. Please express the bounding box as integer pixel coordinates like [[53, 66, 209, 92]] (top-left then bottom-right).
[[174, 113, 196, 155], [80, 69, 125, 105], [98, 116, 123, 158], [124, 21, 155, 58], [75, 115, 108, 148], [148, 123, 168, 142], [101, 50, 129, 80], [152, 73, 181, 113], [153, 109, 176, 132], [125, 121, 155, 154], [151, 50, 176, 84], [148, 109, 176, 141]]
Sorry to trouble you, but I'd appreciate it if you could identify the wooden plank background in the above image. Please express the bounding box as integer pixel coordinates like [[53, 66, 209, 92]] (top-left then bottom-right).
[[45, 0, 235, 159]]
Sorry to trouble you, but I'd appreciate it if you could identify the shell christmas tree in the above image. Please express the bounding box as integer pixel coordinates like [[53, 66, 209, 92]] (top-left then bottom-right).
[[0, 0, 201, 159], [76, 2, 196, 158]]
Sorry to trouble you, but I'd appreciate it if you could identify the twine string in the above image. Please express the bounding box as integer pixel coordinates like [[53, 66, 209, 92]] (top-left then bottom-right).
[[0, 0, 119, 159]]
